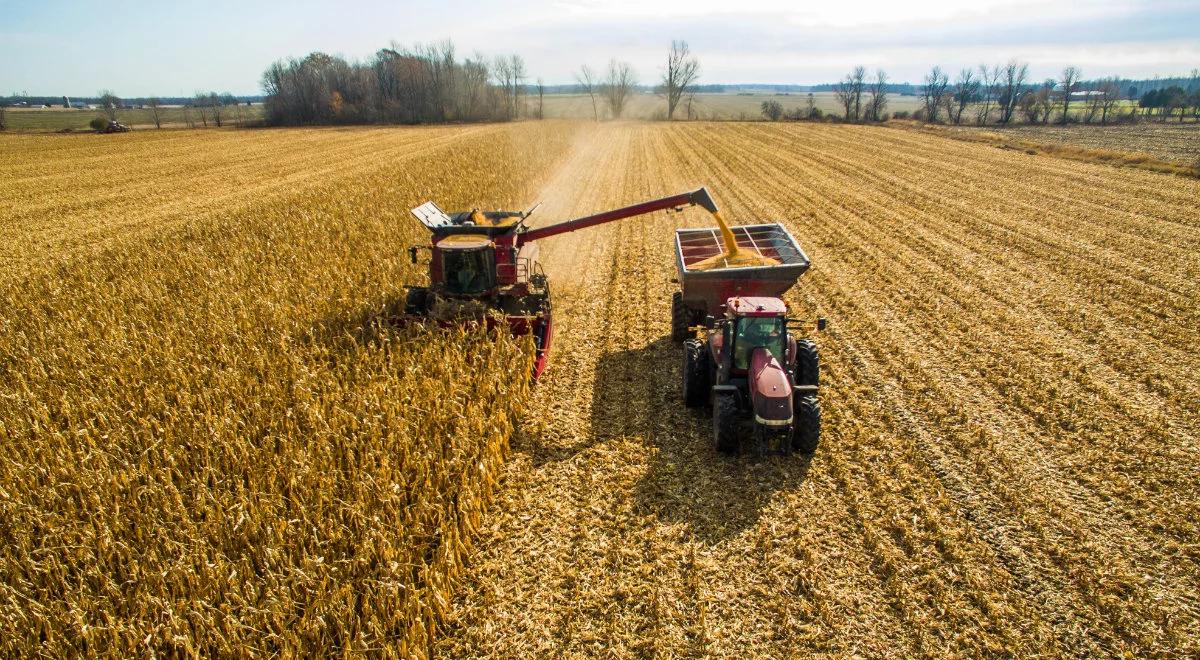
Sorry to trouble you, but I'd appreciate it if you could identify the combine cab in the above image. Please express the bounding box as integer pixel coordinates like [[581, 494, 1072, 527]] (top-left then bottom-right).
[[674, 223, 825, 455]]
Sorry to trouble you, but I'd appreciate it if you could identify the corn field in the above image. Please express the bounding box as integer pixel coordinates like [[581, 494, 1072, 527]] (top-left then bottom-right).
[[2, 121, 1199, 656], [0, 124, 568, 655]]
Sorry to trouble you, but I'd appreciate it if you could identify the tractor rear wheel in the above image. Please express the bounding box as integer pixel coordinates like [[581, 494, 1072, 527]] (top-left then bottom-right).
[[713, 392, 740, 455], [792, 395, 820, 453], [794, 339, 819, 387], [671, 292, 690, 343], [682, 339, 710, 407]]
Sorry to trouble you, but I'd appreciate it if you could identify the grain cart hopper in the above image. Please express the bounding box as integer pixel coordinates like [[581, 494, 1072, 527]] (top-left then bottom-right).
[[404, 188, 720, 379], [674, 224, 825, 455]]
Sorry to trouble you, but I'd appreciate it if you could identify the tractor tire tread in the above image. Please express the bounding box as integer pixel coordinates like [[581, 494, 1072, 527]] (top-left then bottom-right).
[[714, 393, 740, 455], [792, 395, 820, 454]]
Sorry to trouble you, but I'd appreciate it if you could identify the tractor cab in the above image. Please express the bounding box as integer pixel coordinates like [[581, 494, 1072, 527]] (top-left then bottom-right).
[[712, 297, 790, 374]]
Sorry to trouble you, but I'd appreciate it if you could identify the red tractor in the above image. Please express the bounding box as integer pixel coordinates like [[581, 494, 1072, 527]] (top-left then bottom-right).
[[673, 224, 823, 455], [404, 188, 720, 378]]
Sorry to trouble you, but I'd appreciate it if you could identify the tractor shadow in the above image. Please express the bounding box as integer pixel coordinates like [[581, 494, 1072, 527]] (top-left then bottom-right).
[[591, 336, 811, 546]]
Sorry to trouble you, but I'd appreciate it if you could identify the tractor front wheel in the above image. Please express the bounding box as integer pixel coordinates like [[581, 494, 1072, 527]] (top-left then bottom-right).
[[682, 339, 710, 407], [713, 392, 740, 455], [794, 339, 819, 387], [792, 395, 820, 453]]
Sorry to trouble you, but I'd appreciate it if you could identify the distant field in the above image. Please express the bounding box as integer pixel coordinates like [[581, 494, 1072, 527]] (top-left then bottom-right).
[[4, 105, 264, 131], [947, 122, 1200, 166], [541, 91, 924, 120]]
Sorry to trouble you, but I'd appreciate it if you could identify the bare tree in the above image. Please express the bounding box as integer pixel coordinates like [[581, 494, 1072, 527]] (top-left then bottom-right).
[[851, 66, 867, 121], [510, 55, 527, 118], [866, 70, 888, 121], [604, 60, 637, 119], [662, 40, 700, 120], [1082, 82, 1102, 123], [535, 78, 544, 120], [1021, 79, 1055, 124], [194, 92, 210, 127], [921, 67, 949, 122], [209, 92, 224, 127], [997, 60, 1029, 124], [950, 68, 979, 124], [147, 97, 163, 128], [182, 104, 194, 128], [834, 76, 853, 120], [1058, 66, 1080, 123], [976, 64, 1000, 124], [493, 54, 526, 119], [686, 92, 696, 119], [1099, 79, 1121, 124], [0, 104, 6, 131], [761, 99, 783, 121], [98, 90, 121, 121], [460, 52, 490, 120], [575, 64, 600, 121], [493, 56, 515, 120], [805, 92, 816, 119]]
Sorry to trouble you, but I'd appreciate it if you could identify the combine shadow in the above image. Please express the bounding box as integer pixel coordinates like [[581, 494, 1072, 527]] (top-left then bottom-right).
[[590, 336, 811, 545]]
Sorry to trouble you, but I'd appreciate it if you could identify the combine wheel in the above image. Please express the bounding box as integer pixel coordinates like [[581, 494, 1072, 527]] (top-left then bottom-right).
[[682, 339, 710, 407], [794, 339, 819, 387], [405, 287, 430, 315], [671, 292, 691, 343], [792, 395, 820, 454], [713, 392, 740, 455]]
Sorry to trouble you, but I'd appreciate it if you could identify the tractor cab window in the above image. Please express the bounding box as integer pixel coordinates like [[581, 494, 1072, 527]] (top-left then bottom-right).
[[732, 316, 785, 370], [442, 247, 495, 295]]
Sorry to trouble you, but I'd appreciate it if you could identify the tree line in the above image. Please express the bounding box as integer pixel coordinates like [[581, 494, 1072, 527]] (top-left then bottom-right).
[[261, 43, 521, 125], [260, 39, 701, 125], [814, 63, 1200, 125]]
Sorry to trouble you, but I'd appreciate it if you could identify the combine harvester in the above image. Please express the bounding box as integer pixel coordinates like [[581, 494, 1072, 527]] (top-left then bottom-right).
[[404, 188, 822, 455]]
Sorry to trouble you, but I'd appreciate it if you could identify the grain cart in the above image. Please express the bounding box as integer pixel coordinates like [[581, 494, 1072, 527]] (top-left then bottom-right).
[[673, 224, 824, 454], [404, 188, 720, 379]]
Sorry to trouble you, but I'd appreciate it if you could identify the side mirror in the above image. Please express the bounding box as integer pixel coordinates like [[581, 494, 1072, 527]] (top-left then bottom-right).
[[817, 317, 828, 331], [409, 246, 419, 264]]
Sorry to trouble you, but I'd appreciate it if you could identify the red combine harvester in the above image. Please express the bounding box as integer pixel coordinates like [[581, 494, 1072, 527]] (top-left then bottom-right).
[[673, 224, 824, 455], [404, 188, 721, 378]]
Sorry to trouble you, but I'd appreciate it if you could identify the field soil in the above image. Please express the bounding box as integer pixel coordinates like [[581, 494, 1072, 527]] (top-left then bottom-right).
[[946, 121, 1200, 166], [2, 121, 1198, 656]]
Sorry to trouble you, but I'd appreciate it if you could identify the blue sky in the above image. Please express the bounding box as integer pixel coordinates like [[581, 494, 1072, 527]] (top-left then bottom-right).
[[2, 0, 1197, 96]]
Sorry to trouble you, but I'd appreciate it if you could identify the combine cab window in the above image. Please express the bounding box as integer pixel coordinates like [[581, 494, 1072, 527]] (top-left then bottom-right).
[[732, 316, 785, 370], [443, 247, 496, 295]]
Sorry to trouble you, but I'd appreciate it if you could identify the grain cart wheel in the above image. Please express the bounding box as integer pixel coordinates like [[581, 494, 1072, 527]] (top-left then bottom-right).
[[682, 339, 710, 407], [792, 395, 820, 454], [794, 339, 819, 387], [713, 392, 740, 455], [671, 292, 691, 343]]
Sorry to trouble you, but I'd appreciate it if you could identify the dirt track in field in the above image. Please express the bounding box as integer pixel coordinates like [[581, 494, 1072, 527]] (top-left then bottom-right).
[[436, 123, 1200, 657]]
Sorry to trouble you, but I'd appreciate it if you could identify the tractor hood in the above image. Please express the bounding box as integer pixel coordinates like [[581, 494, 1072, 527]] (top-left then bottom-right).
[[750, 347, 792, 427]]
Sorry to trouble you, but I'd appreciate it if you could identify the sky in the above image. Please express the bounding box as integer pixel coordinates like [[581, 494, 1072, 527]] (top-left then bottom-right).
[[1, 0, 1197, 96]]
